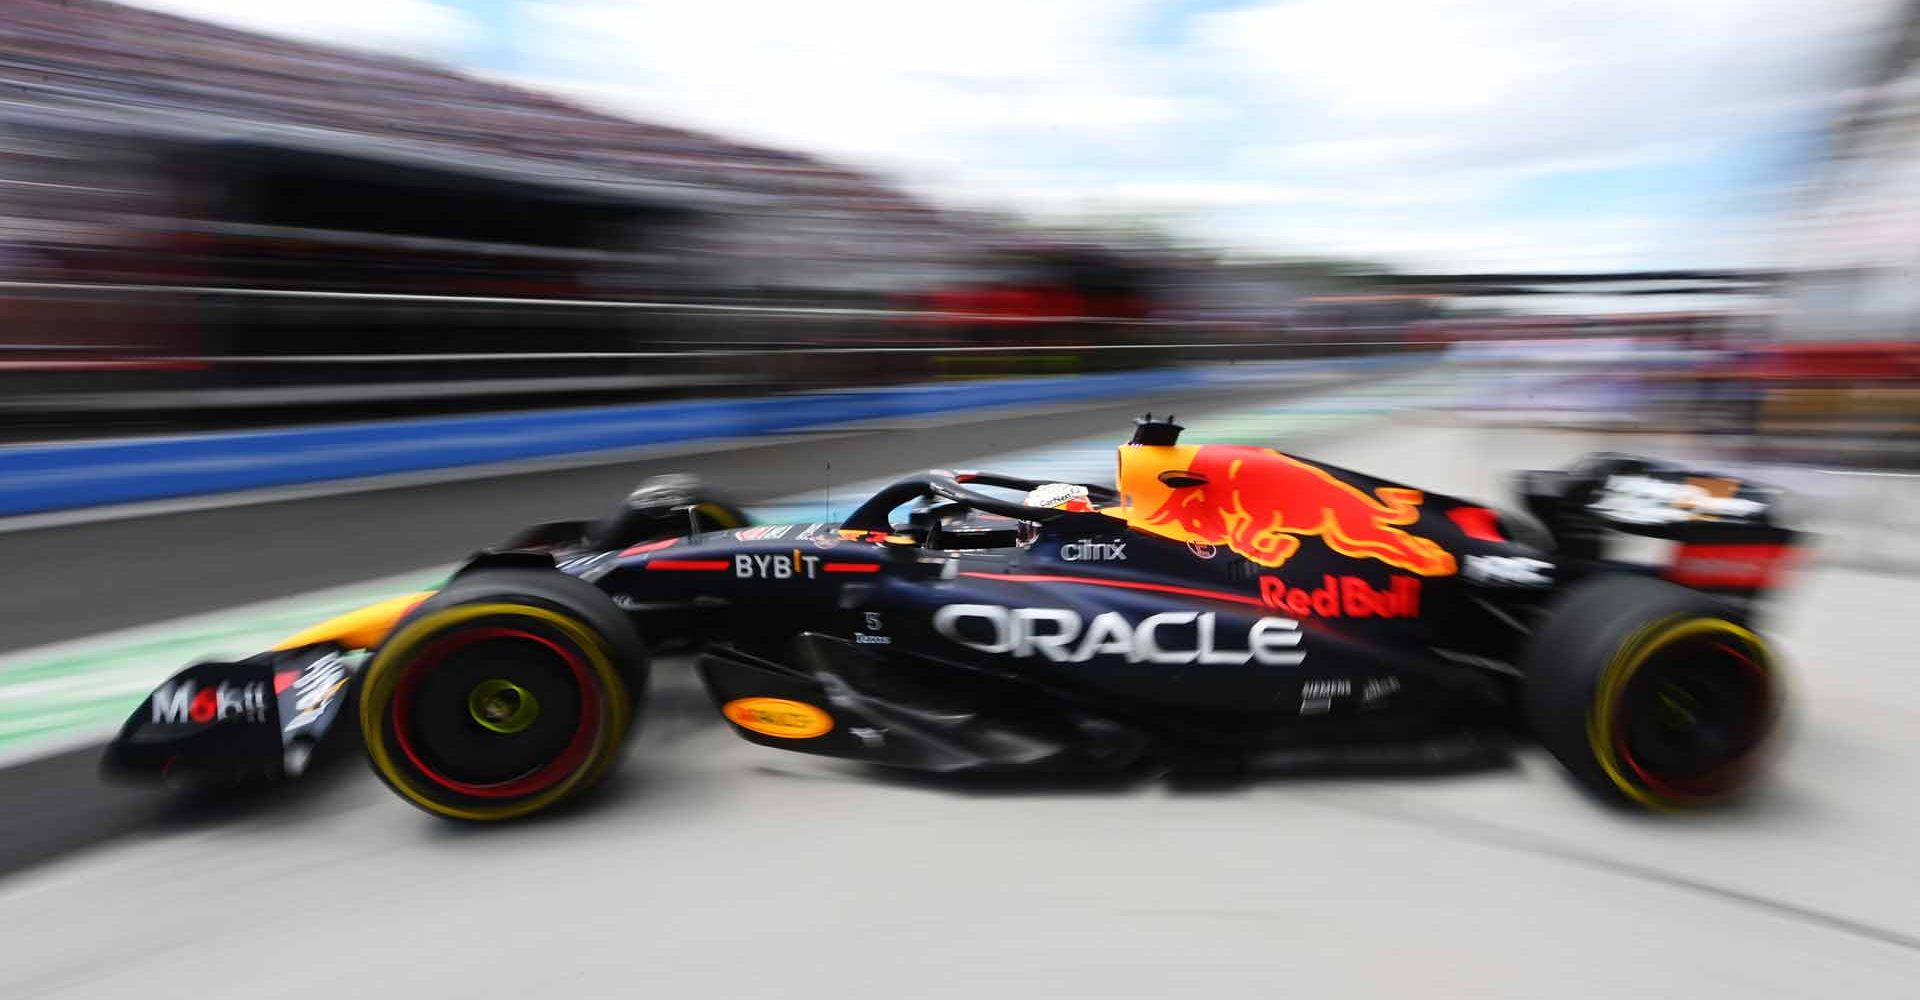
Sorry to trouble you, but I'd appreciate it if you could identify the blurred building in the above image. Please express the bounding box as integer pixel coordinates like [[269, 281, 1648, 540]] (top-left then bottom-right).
[[0, 0, 1241, 432], [1780, 0, 1920, 343], [0, 0, 1011, 354]]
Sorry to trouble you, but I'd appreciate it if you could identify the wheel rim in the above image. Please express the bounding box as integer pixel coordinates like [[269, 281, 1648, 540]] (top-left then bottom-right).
[[468, 679, 541, 734], [389, 625, 601, 798], [1611, 629, 1771, 801]]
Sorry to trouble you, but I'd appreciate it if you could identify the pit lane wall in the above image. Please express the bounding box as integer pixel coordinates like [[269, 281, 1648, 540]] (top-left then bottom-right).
[[0, 361, 1384, 519]]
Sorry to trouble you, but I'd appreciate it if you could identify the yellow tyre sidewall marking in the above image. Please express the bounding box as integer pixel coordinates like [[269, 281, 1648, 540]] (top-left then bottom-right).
[[361, 602, 631, 822], [696, 503, 742, 529], [1586, 615, 1770, 810]]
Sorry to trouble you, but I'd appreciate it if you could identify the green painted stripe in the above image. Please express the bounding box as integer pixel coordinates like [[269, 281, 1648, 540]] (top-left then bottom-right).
[[0, 567, 451, 759]]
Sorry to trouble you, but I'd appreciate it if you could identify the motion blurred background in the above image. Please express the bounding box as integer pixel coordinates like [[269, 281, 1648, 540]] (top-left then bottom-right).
[[2, 3, 1920, 994], [0, 0, 1912, 455]]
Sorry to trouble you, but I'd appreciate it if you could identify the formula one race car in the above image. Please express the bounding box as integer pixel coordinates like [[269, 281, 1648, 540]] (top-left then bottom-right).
[[104, 417, 1799, 820]]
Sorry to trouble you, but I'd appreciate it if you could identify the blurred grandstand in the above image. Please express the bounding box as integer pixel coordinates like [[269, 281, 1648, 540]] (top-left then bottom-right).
[[2, 0, 1343, 433], [0, 0, 954, 298]]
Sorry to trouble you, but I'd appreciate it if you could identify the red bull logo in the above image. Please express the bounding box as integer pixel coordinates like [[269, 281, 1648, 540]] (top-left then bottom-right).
[[1122, 444, 1457, 576], [1260, 575, 1421, 618]]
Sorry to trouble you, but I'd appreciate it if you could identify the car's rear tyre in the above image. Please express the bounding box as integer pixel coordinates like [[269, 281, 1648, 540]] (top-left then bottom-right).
[[1522, 574, 1780, 810], [360, 570, 645, 821]]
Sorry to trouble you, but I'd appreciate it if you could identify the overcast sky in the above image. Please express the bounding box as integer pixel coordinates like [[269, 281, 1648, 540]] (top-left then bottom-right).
[[129, 0, 1903, 271]]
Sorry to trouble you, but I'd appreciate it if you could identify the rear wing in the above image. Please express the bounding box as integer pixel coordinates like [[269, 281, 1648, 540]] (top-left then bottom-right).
[[1515, 454, 1801, 594]]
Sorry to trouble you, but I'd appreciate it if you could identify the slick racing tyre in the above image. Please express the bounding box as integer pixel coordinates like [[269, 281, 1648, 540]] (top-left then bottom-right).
[[1522, 574, 1780, 810], [586, 474, 751, 551], [360, 570, 646, 822]]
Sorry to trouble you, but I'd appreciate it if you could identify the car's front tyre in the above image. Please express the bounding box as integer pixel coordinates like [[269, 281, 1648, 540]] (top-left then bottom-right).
[[360, 570, 645, 821]]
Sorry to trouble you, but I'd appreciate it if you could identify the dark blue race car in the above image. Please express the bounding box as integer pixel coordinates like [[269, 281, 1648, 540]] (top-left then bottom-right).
[[105, 417, 1799, 821]]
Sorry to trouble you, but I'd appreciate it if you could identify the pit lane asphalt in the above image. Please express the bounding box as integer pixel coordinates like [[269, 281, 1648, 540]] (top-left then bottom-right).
[[2, 413, 1916, 998]]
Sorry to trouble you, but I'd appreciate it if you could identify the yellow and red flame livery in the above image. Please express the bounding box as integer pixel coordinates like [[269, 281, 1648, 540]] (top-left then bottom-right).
[[1111, 443, 1457, 576]]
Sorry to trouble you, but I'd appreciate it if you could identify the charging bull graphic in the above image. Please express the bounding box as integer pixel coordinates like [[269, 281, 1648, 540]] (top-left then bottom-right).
[[1130, 445, 1457, 576]]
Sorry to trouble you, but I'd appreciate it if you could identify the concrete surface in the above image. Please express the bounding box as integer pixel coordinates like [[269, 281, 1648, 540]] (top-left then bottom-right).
[[0, 416, 1913, 998]]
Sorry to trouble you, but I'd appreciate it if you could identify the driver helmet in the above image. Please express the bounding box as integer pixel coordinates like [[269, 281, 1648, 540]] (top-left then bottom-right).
[[1018, 483, 1093, 543]]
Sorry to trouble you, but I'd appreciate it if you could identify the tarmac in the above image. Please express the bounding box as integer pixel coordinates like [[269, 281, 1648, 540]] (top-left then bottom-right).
[[0, 386, 1912, 998]]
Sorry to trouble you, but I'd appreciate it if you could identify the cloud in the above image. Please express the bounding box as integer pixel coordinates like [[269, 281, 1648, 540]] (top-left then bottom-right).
[[513, 0, 1900, 269], [123, 0, 1907, 270], [517, 0, 1201, 170], [1190, 0, 1892, 180]]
